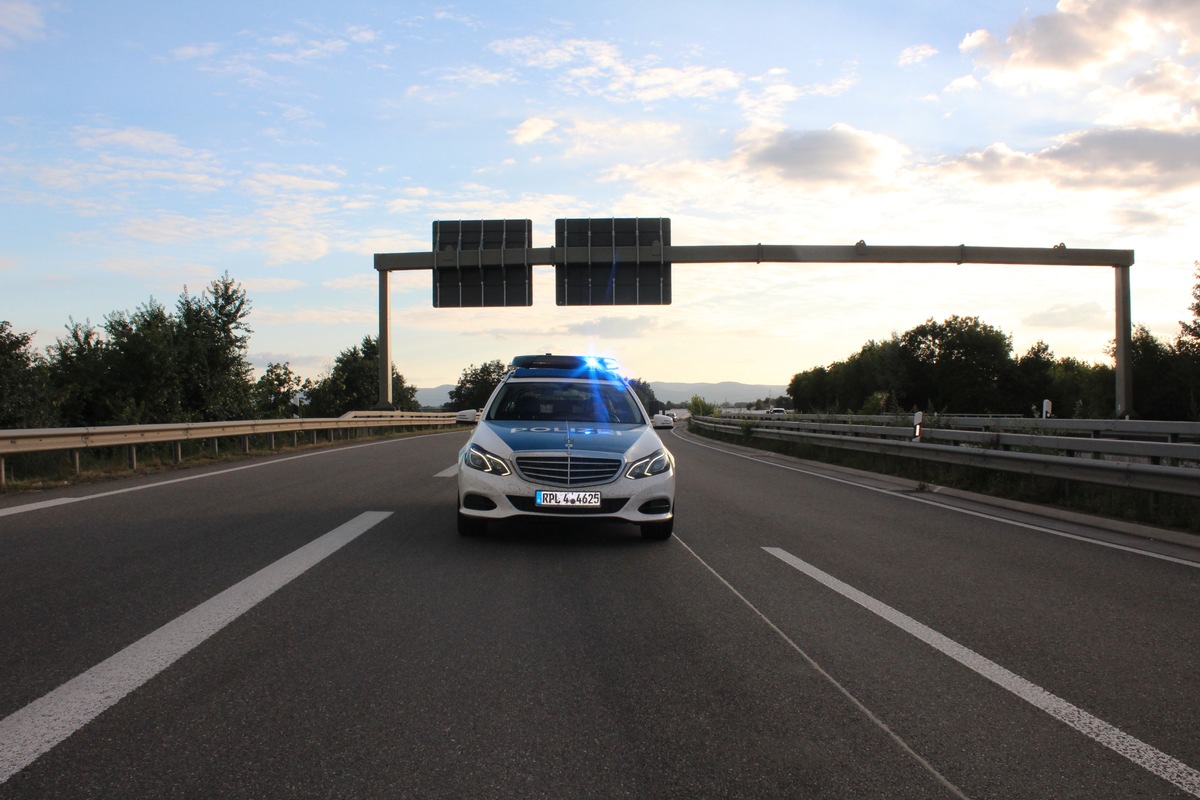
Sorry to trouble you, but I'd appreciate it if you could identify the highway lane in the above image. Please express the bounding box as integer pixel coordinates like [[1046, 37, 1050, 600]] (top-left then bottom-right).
[[0, 426, 1197, 798]]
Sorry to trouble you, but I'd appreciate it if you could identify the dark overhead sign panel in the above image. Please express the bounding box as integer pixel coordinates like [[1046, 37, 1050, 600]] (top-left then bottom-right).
[[431, 219, 533, 307], [555, 217, 671, 305]]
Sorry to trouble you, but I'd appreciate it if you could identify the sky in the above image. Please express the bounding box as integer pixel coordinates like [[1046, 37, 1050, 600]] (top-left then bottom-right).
[[2, 0, 1199, 390]]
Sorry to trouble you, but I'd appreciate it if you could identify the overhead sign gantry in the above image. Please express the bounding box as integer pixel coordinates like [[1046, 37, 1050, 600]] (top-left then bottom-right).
[[374, 218, 1135, 417]]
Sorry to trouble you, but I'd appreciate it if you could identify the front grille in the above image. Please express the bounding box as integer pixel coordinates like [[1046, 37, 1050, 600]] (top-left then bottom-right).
[[515, 454, 623, 486], [508, 496, 629, 514]]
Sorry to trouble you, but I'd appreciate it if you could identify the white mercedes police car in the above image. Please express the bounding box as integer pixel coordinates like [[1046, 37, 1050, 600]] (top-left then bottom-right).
[[457, 354, 675, 540]]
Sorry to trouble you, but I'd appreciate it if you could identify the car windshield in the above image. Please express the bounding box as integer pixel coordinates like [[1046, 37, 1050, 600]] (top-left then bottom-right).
[[487, 380, 645, 424]]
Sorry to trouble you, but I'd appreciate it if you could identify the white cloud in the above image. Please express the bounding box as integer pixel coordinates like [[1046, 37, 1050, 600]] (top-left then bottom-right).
[[172, 43, 219, 60], [74, 126, 199, 158], [510, 116, 558, 144], [0, 0, 43, 48], [241, 277, 307, 292], [441, 65, 513, 86], [899, 44, 938, 65], [945, 75, 981, 93], [489, 36, 741, 105]]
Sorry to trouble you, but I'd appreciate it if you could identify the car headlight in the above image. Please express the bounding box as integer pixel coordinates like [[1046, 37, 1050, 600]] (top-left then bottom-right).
[[625, 448, 672, 479], [464, 443, 512, 476]]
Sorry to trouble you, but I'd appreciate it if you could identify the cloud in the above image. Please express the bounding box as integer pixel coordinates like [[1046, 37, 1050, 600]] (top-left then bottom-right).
[[240, 277, 307, 292], [172, 42, 219, 60], [744, 123, 909, 185], [899, 44, 937, 66], [1021, 301, 1108, 329], [254, 306, 376, 325], [0, 0, 43, 48], [965, 1, 1200, 98], [489, 36, 741, 105], [510, 116, 559, 145], [554, 316, 663, 339], [441, 65, 513, 86], [944, 75, 981, 93], [74, 126, 199, 158], [242, 171, 340, 195], [949, 128, 1200, 191]]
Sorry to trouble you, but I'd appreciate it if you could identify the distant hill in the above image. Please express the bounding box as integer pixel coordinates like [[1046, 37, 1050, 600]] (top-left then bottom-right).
[[415, 384, 455, 409], [417, 381, 786, 409], [650, 381, 787, 404]]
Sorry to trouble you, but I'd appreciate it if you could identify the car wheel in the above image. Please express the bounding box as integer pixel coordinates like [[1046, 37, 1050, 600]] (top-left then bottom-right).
[[458, 511, 487, 537], [640, 518, 673, 541]]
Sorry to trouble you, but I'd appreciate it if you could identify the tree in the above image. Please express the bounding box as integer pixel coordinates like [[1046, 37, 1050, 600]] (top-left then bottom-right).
[[627, 377, 661, 414], [687, 394, 715, 417], [900, 315, 1013, 413], [0, 321, 50, 428], [103, 299, 183, 423], [252, 362, 312, 418], [447, 360, 507, 411], [175, 273, 254, 421], [1180, 261, 1200, 346], [47, 318, 113, 427], [307, 336, 417, 417]]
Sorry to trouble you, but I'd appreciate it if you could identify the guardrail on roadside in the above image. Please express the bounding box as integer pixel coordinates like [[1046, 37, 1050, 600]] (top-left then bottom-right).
[[691, 413, 1200, 498], [0, 411, 463, 491]]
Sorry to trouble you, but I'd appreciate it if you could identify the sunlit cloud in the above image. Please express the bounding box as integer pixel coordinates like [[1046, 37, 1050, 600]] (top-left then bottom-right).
[[899, 44, 938, 65]]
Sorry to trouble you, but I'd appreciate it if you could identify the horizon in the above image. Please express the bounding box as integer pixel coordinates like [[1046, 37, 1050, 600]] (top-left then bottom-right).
[[3, 1, 1198, 387]]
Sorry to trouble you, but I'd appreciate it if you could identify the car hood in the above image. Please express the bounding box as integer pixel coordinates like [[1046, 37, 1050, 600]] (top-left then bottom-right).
[[474, 420, 657, 457]]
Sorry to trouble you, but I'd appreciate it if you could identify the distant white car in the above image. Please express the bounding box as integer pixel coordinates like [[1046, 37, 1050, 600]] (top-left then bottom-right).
[[455, 409, 478, 424], [767, 408, 787, 415], [652, 413, 674, 429]]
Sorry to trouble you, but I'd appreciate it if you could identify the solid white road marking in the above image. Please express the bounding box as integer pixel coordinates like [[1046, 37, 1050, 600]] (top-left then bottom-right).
[[434, 464, 458, 478], [673, 430, 1199, 569], [763, 546, 1200, 798], [0, 511, 392, 784]]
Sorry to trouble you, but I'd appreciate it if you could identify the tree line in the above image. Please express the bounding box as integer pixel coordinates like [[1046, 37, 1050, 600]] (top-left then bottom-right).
[[0, 274, 418, 430], [786, 265, 1200, 420]]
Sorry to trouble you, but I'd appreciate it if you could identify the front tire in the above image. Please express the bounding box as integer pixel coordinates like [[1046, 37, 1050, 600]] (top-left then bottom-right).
[[640, 517, 673, 541], [458, 511, 487, 537]]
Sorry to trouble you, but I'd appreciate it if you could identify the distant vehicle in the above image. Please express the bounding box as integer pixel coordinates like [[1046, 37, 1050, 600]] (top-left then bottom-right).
[[455, 409, 478, 424], [652, 413, 674, 429], [457, 354, 675, 540], [767, 408, 787, 415]]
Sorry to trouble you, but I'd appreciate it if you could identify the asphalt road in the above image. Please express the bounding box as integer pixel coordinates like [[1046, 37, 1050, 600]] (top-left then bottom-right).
[[1, 427, 1198, 799]]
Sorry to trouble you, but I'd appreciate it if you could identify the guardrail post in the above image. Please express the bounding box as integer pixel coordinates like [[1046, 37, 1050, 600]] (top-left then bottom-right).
[[70, 450, 80, 475], [1, 455, 5, 491], [211, 438, 219, 456], [127, 445, 137, 470], [268, 433, 275, 450], [174, 442, 182, 464], [242, 436, 250, 454]]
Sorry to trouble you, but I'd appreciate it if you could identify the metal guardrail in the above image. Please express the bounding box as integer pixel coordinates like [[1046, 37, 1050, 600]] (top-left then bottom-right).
[[0, 411, 463, 490], [693, 413, 1200, 498]]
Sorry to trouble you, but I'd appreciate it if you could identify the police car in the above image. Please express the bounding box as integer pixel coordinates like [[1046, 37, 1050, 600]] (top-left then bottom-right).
[[457, 354, 675, 540]]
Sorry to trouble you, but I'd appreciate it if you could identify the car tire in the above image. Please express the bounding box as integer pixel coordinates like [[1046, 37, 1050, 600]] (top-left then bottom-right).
[[640, 518, 673, 541], [457, 511, 487, 537]]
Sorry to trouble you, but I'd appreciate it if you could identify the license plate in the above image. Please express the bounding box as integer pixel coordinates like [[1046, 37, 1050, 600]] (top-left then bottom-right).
[[536, 490, 601, 508]]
